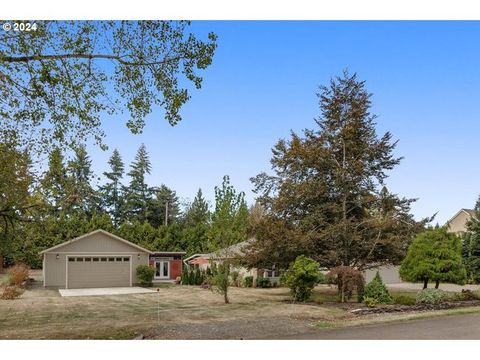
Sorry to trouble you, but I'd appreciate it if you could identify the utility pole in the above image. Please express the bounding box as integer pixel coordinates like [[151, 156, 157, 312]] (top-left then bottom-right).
[[165, 201, 169, 226]]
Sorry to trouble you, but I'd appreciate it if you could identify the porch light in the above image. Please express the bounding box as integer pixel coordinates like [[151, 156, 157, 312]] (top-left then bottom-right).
[[138, 254, 141, 260], [56, 254, 59, 260]]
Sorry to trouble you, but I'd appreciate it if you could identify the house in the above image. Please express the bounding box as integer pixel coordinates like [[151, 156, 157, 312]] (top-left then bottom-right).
[[184, 239, 280, 285], [40, 229, 184, 289], [446, 208, 475, 235], [149, 251, 185, 282], [365, 208, 476, 284]]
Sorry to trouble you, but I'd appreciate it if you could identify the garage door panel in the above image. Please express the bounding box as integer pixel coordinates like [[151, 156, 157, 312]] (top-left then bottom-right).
[[67, 257, 130, 289]]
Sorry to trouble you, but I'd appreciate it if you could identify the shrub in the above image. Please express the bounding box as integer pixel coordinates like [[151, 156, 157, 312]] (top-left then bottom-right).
[[1, 285, 25, 300], [181, 267, 189, 285], [194, 268, 202, 285], [244, 276, 254, 288], [415, 288, 448, 306], [363, 272, 392, 304], [326, 266, 365, 303], [393, 294, 416, 306], [210, 262, 230, 304], [450, 289, 480, 301], [281, 255, 321, 302], [188, 268, 195, 285], [230, 271, 240, 287], [7, 263, 30, 286], [136, 265, 155, 287], [363, 296, 378, 308], [256, 277, 271, 288]]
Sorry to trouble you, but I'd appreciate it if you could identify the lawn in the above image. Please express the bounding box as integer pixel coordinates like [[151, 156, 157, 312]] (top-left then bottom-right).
[[1, 272, 479, 339]]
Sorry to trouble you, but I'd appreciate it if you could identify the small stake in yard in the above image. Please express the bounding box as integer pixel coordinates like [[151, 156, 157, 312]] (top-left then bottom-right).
[[157, 288, 160, 325]]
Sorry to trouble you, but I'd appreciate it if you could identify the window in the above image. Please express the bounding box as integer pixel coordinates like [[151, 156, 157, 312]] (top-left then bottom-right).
[[68, 257, 75, 262], [76, 257, 84, 262], [116, 257, 123, 262], [123, 257, 130, 262], [85, 258, 92, 262], [100, 257, 107, 262], [93, 258, 99, 262], [108, 258, 115, 262]]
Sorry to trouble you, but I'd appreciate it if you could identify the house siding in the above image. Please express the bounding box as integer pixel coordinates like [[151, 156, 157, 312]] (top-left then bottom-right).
[[43, 231, 150, 288]]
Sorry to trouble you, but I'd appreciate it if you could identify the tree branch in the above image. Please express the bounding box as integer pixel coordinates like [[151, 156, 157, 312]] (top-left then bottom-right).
[[1, 53, 181, 66]]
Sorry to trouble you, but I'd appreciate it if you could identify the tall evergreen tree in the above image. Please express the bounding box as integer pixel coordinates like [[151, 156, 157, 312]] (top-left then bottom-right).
[[124, 144, 153, 222], [184, 188, 210, 227], [247, 71, 429, 270], [41, 147, 72, 214], [67, 144, 97, 214], [462, 196, 480, 283], [100, 149, 125, 227], [147, 185, 181, 227]]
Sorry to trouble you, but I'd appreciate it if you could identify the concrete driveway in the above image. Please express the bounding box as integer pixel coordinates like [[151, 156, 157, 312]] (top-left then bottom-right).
[[59, 287, 155, 297]]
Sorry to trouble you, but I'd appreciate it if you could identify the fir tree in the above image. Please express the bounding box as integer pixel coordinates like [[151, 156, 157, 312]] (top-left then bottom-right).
[[100, 149, 125, 227], [147, 185, 180, 227], [124, 144, 153, 222], [67, 144, 97, 214], [463, 196, 480, 283]]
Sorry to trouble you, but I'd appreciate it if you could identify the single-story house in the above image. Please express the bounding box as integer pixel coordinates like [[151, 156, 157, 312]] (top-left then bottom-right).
[[184, 239, 280, 285], [40, 229, 185, 289]]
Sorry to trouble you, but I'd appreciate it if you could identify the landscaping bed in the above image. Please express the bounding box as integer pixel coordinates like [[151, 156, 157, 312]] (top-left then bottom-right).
[[351, 300, 480, 316]]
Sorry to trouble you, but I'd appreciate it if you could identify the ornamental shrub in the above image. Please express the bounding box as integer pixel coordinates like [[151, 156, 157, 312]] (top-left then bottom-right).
[[256, 277, 271, 288], [281, 255, 321, 302], [136, 265, 155, 287], [326, 266, 365, 303], [415, 288, 448, 306], [7, 263, 30, 286], [363, 296, 378, 308], [393, 294, 416, 306], [0, 285, 24, 300], [244, 276, 254, 288], [363, 272, 392, 304]]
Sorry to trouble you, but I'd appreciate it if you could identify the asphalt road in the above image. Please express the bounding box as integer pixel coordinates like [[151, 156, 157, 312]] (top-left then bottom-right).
[[282, 314, 480, 340]]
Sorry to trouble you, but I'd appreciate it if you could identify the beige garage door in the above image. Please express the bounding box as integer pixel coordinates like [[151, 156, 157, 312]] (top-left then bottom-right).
[[67, 256, 131, 289]]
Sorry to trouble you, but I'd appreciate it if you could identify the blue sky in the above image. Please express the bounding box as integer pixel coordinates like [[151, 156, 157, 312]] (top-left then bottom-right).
[[93, 21, 480, 224]]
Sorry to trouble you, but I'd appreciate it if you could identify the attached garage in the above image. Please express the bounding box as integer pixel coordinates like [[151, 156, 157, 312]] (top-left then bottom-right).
[[41, 230, 152, 289]]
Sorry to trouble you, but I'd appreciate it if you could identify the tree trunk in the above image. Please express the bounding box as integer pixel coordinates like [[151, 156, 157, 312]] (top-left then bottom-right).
[[435, 280, 440, 289], [423, 278, 428, 289], [224, 291, 229, 304]]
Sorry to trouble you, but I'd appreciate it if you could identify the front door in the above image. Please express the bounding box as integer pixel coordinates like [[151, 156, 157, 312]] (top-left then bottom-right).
[[155, 260, 170, 279]]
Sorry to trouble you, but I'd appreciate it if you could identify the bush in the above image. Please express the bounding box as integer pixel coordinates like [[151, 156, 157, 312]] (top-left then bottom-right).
[[1, 285, 25, 300], [363, 296, 378, 308], [136, 265, 155, 287], [415, 288, 448, 306], [244, 276, 254, 288], [450, 289, 480, 301], [281, 255, 321, 302], [325, 266, 365, 303], [230, 271, 241, 287], [393, 294, 416, 306], [7, 263, 30, 286], [210, 262, 230, 304], [256, 277, 271, 288], [363, 272, 392, 304]]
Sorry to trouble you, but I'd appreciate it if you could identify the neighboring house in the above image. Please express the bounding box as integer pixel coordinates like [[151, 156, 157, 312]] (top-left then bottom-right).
[[40, 229, 185, 289], [446, 208, 475, 236], [184, 239, 280, 285], [365, 208, 476, 284]]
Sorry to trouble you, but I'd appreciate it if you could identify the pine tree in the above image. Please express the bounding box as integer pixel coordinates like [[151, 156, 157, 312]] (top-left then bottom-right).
[[184, 188, 210, 227], [147, 185, 180, 227], [124, 144, 153, 222], [100, 149, 125, 227], [67, 144, 97, 214], [41, 147, 72, 214], [463, 196, 480, 283]]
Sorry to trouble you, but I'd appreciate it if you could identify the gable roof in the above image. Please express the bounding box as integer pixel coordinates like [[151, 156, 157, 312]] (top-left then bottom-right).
[[39, 229, 153, 254], [446, 208, 475, 226]]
